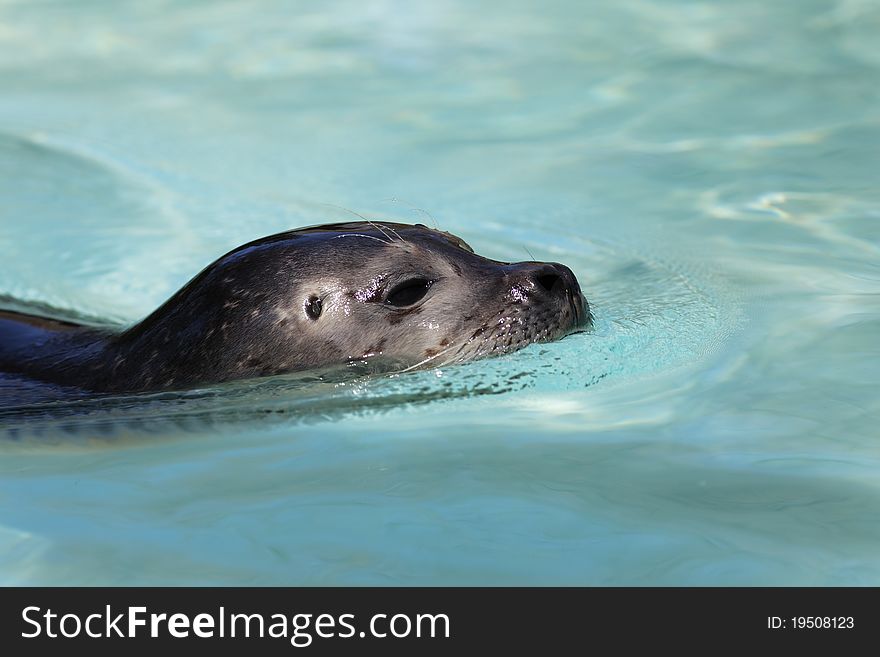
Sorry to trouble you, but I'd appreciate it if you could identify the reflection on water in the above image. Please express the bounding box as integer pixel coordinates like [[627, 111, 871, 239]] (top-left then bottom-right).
[[0, 0, 878, 585]]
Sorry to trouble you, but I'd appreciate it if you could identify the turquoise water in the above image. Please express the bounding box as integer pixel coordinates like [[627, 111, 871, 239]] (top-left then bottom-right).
[[1, 0, 879, 585]]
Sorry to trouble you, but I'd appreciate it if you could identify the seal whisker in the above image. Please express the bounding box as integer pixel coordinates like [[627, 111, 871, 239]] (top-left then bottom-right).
[[380, 197, 440, 230], [415, 208, 440, 230], [394, 342, 460, 373], [377, 222, 406, 243], [320, 203, 394, 243], [332, 233, 391, 246], [366, 220, 399, 243]]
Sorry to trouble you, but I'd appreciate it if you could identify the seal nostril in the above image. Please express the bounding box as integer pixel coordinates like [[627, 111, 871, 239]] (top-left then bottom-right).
[[536, 273, 562, 294]]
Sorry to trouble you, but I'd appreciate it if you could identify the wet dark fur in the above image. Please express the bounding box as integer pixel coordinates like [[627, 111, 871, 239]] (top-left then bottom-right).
[[0, 222, 589, 393]]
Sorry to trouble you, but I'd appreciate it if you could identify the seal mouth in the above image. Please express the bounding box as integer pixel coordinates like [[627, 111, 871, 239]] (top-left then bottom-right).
[[569, 291, 592, 331]]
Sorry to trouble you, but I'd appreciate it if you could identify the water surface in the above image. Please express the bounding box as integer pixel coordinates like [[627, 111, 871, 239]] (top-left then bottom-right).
[[0, 0, 878, 585]]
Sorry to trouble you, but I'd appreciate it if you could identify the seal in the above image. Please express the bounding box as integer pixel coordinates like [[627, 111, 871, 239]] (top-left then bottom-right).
[[0, 222, 590, 393]]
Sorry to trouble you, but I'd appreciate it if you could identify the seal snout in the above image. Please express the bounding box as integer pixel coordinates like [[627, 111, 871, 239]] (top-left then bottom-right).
[[510, 262, 591, 329]]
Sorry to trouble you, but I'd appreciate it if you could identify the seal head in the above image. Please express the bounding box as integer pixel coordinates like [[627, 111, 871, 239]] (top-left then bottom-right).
[[0, 222, 590, 392]]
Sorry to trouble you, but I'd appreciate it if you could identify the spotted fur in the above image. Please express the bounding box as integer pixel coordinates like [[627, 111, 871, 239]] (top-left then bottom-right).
[[0, 222, 590, 392]]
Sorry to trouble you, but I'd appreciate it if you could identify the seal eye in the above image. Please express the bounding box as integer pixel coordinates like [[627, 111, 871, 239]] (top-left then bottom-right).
[[305, 295, 322, 320], [386, 278, 433, 307]]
